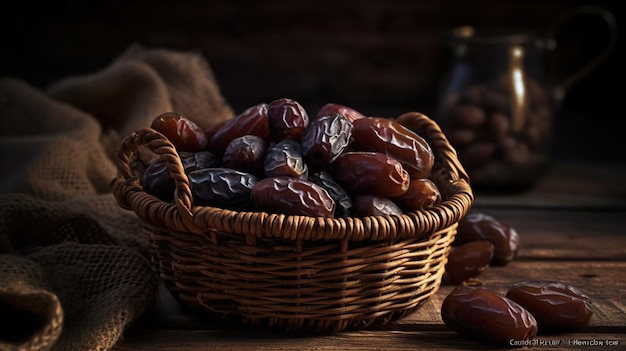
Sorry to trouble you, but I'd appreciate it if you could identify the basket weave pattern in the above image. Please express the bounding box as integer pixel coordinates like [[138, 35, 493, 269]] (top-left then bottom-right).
[[112, 112, 473, 332]]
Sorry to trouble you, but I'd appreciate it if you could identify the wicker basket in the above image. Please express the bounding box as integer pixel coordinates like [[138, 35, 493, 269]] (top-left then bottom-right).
[[112, 111, 473, 332]]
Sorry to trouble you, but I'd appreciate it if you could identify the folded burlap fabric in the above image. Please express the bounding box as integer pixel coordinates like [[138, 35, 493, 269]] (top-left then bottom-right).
[[0, 44, 234, 351]]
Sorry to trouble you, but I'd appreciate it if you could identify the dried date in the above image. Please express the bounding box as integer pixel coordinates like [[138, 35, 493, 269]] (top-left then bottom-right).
[[221, 135, 267, 176], [351, 117, 434, 179], [151, 112, 208, 152], [392, 178, 441, 211], [264, 139, 309, 179], [444, 240, 494, 285], [308, 171, 352, 217], [267, 98, 309, 141], [301, 113, 353, 170], [141, 159, 175, 201], [456, 212, 520, 266], [209, 103, 271, 154], [506, 281, 593, 333], [352, 195, 402, 216], [188, 168, 259, 211], [331, 151, 410, 197], [316, 103, 366, 122], [251, 177, 335, 217], [179, 151, 219, 173], [441, 285, 538, 344]]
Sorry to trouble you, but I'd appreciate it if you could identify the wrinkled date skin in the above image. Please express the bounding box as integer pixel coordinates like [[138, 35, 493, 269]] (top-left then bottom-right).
[[301, 113, 354, 170], [308, 171, 353, 217], [506, 281, 593, 333], [179, 151, 219, 174], [457, 212, 520, 266], [393, 178, 441, 211], [151, 112, 208, 152], [352, 194, 403, 216], [251, 177, 335, 217], [441, 285, 538, 344], [444, 240, 494, 285], [351, 117, 435, 179], [316, 103, 366, 123], [188, 168, 259, 211], [264, 139, 309, 179], [221, 135, 268, 177], [209, 103, 271, 154], [141, 159, 175, 201], [267, 98, 310, 141], [331, 152, 410, 197]]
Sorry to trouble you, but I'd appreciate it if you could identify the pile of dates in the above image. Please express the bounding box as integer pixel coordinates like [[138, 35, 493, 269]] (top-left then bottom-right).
[[441, 212, 594, 344], [139, 98, 441, 218]]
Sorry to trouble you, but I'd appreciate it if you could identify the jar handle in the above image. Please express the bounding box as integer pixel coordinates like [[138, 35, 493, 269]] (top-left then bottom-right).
[[547, 5, 618, 103]]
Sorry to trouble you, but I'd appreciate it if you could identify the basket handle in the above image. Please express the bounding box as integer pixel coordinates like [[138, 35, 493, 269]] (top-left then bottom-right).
[[114, 128, 195, 225], [395, 112, 470, 185]]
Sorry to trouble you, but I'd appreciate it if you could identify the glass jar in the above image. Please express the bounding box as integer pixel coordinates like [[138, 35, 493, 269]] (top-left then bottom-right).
[[436, 7, 617, 193]]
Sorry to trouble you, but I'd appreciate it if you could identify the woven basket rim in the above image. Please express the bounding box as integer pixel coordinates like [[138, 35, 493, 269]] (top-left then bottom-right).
[[112, 111, 473, 241]]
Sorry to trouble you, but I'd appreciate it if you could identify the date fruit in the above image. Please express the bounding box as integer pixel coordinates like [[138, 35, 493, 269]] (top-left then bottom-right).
[[301, 113, 353, 170], [222, 135, 267, 176], [151, 112, 208, 152], [179, 151, 219, 173], [209, 103, 271, 154], [351, 117, 434, 179], [456, 212, 520, 266], [141, 158, 175, 201], [316, 103, 366, 122], [251, 177, 335, 217], [331, 152, 410, 197], [352, 195, 403, 216], [506, 281, 593, 333], [444, 240, 494, 285], [267, 98, 309, 141], [308, 171, 352, 217], [441, 285, 538, 344], [264, 139, 309, 179], [392, 178, 441, 211], [188, 168, 259, 210]]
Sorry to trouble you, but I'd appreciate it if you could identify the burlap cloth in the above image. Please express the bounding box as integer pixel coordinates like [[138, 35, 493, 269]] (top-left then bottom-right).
[[0, 44, 234, 351]]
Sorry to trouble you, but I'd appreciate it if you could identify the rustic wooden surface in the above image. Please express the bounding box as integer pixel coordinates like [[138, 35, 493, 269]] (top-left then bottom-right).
[[112, 162, 626, 350]]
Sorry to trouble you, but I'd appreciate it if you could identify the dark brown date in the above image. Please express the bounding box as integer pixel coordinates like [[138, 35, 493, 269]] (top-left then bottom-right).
[[441, 285, 538, 344], [251, 177, 335, 217], [209, 103, 271, 154], [352, 194, 402, 216], [506, 281, 593, 333], [141, 159, 174, 201], [351, 117, 434, 179], [444, 240, 494, 285], [308, 171, 352, 217], [264, 139, 309, 179], [151, 112, 208, 152], [316, 103, 366, 123], [188, 168, 259, 210], [392, 178, 441, 211], [267, 98, 309, 141], [221, 135, 267, 176], [301, 113, 353, 170], [456, 212, 520, 266], [179, 151, 219, 173], [331, 152, 410, 197]]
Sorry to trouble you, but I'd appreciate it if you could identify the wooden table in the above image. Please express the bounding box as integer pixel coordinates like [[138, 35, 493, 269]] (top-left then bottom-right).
[[113, 162, 626, 350]]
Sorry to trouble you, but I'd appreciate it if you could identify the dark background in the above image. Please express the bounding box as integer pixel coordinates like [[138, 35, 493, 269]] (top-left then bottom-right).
[[1, 0, 623, 163]]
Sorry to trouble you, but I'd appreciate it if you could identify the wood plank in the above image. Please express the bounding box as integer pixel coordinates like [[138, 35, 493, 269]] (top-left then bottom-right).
[[113, 329, 626, 351], [463, 208, 626, 260]]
